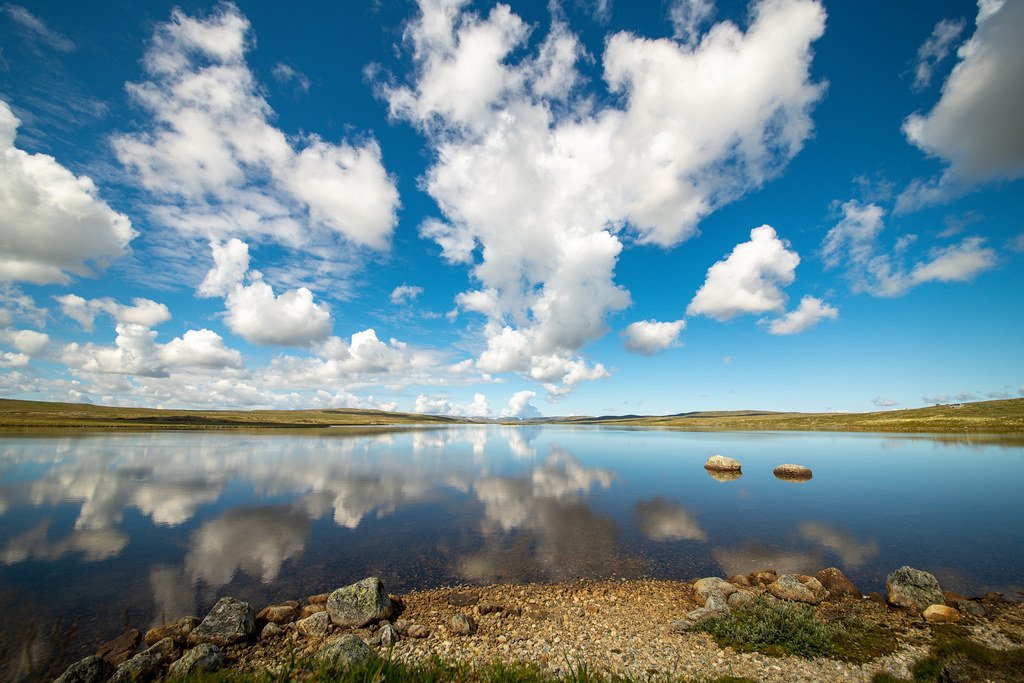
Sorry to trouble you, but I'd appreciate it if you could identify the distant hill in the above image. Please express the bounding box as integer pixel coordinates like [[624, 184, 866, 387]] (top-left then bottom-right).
[[1, 397, 1021, 433], [536, 398, 1024, 434], [0, 398, 458, 430]]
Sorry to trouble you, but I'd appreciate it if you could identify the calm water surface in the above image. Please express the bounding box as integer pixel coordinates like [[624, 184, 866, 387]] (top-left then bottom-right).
[[1, 426, 1022, 678]]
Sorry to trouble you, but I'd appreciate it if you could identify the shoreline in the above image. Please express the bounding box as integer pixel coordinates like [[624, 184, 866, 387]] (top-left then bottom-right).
[[58, 567, 1024, 682]]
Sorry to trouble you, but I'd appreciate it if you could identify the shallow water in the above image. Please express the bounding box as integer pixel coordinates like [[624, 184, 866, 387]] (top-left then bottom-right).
[[1, 426, 1022, 679]]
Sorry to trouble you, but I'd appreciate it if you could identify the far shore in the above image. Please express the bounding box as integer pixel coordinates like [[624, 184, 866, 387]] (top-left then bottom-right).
[[1, 397, 1022, 434]]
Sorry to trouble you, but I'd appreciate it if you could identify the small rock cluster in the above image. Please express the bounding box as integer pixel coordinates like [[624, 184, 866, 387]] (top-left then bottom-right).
[[704, 455, 814, 480]]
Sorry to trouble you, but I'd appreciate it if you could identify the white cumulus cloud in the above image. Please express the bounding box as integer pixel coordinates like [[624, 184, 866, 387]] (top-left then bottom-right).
[[899, 0, 1024, 210], [622, 319, 685, 355], [386, 0, 826, 395], [224, 276, 332, 347], [822, 200, 996, 296], [390, 284, 424, 305], [687, 225, 799, 321], [0, 100, 135, 284], [112, 3, 399, 262], [765, 295, 837, 335]]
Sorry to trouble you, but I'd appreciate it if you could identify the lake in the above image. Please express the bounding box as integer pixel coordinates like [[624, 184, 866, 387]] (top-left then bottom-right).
[[1, 426, 1022, 679]]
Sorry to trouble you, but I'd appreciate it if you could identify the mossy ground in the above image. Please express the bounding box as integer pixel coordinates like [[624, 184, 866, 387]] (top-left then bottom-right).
[[871, 624, 1024, 683], [689, 598, 896, 663]]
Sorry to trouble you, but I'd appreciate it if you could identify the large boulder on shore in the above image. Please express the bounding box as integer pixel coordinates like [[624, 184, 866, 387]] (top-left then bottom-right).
[[327, 577, 393, 628], [319, 634, 379, 669], [168, 643, 225, 677], [188, 597, 256, 646], [54, 655, 113, 683], [704, 455, 741, 472], [886, 566, 944, 611], [110, 651, 163, 683], [816, 567, 861, 599]]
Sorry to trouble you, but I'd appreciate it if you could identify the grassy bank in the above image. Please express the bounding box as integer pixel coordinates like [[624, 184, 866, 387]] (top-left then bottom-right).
[[548, 398, 1024, 434], [0, 398, 459, 430], [1, 397, 1022, 433]]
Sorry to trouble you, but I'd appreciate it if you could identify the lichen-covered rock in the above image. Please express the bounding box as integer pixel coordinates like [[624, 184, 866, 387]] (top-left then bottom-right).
[[773, 463, 813, 480], [188, 597, 256, 646], [297, 610, 332, 639], [144, 637, 178, 663], [97, 628, 141, 666], [694, 577, 738, 602], [257, 603, 298, 624], [168, 643, 224, 677], [319, 634, 379, 669], [326, 577, 393, 628], [816, 567, 861, 599], [923, 604, 961, 623], [144, 616, 199, 646], [728, 591, 755, 609], [685, 592, 729, 622], [886, 566, 944, 611], [768, 574, 827, 604], [110, 651, 162, 683], [451, 613, 477, 635], [54, 655, 114, 683], [704, 455, 742, 472]]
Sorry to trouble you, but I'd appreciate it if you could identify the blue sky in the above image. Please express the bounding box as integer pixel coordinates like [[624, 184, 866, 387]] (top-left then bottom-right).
[[0, 0, 1021, 417]]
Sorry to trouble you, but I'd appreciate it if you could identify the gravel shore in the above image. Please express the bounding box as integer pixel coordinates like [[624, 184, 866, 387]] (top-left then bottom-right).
[[223, 577, 1023, 682]]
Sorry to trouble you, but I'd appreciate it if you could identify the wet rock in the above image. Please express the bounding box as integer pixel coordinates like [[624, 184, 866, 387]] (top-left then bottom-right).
[[451, 613, 478, 635], [297, 610, 332, 639], [144, 616, 199, 647], [54, 655, 114, 683], [257, 603, 298, 624], [816, 567, 861, 599], [144, 637, 178, 663], [704, 455, 741, 472], [97, 628, 141, 666], [768, 574, 827, 605], [886, 566, 944, 611], [319, 634, 379, 669], [261, 622, 285, 639], [307, 592, 330, 605], [407, 624, 430, 638], [168, 643, 224, 677], [728, 591, 755, 609], [773, 463, 813, 480], [188, 597, 256, 646], [378, 623, 399, 647], [923, 604, 961, 623], [326, 577, 393, 628], [694, 577, 738, 602], [110, 651, 162, 683]]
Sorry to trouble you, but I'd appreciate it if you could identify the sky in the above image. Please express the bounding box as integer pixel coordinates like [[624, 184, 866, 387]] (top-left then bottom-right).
[[0, 0, 1021, 418]]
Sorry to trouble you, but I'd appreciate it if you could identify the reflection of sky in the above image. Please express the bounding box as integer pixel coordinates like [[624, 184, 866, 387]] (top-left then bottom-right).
[[1, 428, 1023, 678]]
